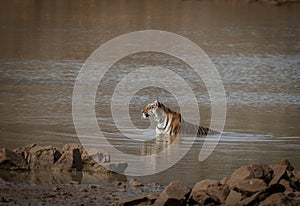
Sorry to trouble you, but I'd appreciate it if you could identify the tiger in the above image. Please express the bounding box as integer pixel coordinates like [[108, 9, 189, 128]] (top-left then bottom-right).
[[141, 100, 219, 137]]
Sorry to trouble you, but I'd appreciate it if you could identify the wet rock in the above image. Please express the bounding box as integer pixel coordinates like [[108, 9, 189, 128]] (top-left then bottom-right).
[[225, 190, 241, 206], [225, 166, 251, 189], [0, 148, 28, 170], [154, 181, 191, 206], [116, 193, 159, 206], [269, 164, 287, 185], [100, 162, 128, 174], [236, 179, 267, 194], [55, 144, 83, 171]]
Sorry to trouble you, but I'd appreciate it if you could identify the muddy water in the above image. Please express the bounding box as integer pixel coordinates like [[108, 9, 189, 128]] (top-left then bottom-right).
[[0, 0, 299, 185]]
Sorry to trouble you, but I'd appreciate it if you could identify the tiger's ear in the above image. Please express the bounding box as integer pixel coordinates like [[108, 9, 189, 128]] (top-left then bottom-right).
[[156, 99, 161, 107]]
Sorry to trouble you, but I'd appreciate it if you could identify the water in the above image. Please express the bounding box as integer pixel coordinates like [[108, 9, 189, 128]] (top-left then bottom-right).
[[0, 0, 299, 185]]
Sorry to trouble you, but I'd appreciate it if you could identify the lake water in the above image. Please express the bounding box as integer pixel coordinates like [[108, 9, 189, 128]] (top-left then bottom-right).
[[0, 0, 299, 185]]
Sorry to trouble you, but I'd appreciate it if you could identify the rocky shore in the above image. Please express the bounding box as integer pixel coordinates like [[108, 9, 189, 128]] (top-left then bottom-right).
[[0, 144, 127, 174], [1, 144, 300, 205], [116, 160, 300, 206]]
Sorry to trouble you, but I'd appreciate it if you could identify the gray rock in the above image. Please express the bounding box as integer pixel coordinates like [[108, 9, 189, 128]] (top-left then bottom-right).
[[0, 148, 28, 170], [154, 181, 191, 206]]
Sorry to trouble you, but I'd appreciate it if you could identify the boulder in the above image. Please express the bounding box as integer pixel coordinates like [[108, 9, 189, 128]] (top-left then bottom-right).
[[225, 166, 251, 189], [225, 190, 241, 206], [13, 144, 36, 162], [206, 184, 229, 204], [279, 179, 293, 194], [248, 164, 273, 184], [28, 145, 61, 170], [55, 144, 83, 171], [280, 159, 294, 171], [189, 179, 219, 205], [269, 164, 287, 185], [0, 148, 28, 170], [154, 181, 191, 206], [236, 179, 267, 194], [116, 193, 159, 206], [238, 191, 261, 206], [258, 192, 299, 206], [290, 170, 300, 191]]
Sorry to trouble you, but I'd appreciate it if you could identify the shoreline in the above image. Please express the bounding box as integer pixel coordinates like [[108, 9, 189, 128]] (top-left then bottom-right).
[[1, 144, 299, 205]]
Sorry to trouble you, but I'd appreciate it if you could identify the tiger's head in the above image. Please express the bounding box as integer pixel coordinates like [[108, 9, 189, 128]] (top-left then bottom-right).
[[141, 100, 163, 119]]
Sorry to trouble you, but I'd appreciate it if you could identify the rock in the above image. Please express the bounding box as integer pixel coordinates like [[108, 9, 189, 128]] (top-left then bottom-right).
[[129, 178, 143, 188], [225, 190, 241, 206], [13, 144, 36, 162], [28, 145, 61, 170], [236, 179, 267, 194], [279, 179, 293, 194], [154, 181, 191, 206], [258, 192, 298, 206], [206, 184, 229, 204], [115, 181, 127, 192], [280, 159, 294, 171], [116, 193, 159, 206], [291, 170, 300, 191], [269, 164, 287, 185], [0, 148, 28, 170], [100, 162, 128, 174], [189, 179, 219, 205], [238, 191, 261, 206], [193, 179, 218, 191], [225, 166, 251, 189], [85, 148, 110, 163], [55, 145, 83, 171], [248, 164, 273, 184]]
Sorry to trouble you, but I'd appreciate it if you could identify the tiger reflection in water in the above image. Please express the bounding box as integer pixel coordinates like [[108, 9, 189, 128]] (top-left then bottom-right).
[[141, 100, 219, 139]]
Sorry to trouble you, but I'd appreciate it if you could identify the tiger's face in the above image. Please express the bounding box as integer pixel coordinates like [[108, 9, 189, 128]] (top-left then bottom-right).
[[141, 100, 161, 119]]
